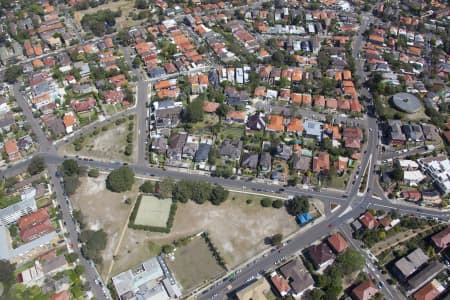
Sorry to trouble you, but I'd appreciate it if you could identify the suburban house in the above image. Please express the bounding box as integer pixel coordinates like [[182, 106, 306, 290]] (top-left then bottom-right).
[[351, 279, 378, 300], [259, 152, 272, 172], [303, 120, 323, 140], [241, 153, 259, 169], [167, 133, 187, 160], [70, 97, 96, 113], [359, 211, 378, 230], [219, 139, 243, 161], [247, 112, 266, 131], [4, 139, 21, 161], [193, 143, 211, 163], [153, 100, 182, 128], [413, 280, 444, 300], [270, 273, 290, 297], [305, 243, 335, 271], [393, 248, 429, 281], [313, 152, 330, 173], [63, 112, 76, 134], [279, 259, 314, 297], [388, 120, 406, 145], [102, 90, 125, 104], [327, 232, 349, 254], [407, 261, 446, 293], [293, 152, 312, 172], [431, 226, 450, 249]]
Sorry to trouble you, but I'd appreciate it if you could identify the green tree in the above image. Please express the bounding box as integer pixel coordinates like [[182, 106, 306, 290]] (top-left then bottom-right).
[[4, 65, 23, 84], [191, 181, 212, 204], [286, 196, 309, 216], [210, 185, 229, 205], [139, 181, 154, 194], [271, 233, 283, 245], [27, 156, 45, 175], [154, 178, 174, 199], [79, 230, 107, 263], [336, 248, 365, 275], [63, 176, 80, 195], [61, 159, 79, 176], [87, 168, 99, 178], [391, 165, 404, 181], [184, 98, 204, 123], [272, 199, 283, 209], [172, 180, 193, 203], [106, 166, 135, 192], [260, 197, 273, 207]]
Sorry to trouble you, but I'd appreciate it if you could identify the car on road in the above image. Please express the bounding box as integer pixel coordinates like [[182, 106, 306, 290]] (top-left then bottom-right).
[[328, 224, 333, 228]]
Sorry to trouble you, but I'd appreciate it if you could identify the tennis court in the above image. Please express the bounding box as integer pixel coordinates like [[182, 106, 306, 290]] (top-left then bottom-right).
[[134, 195, 172, 227]]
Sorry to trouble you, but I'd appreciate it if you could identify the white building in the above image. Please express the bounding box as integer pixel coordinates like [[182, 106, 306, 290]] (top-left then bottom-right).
[[0, 188, 37, 225], [398, 159, 419, 170], [403, 170, 426, 186], [418, 156, 450, 194]]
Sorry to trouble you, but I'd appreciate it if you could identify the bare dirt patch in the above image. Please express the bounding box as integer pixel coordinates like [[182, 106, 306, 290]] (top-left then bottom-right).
[[70, 174, 140, 278], [59, 121, 136, 163], [112, 192, 299, 277], [166, 236, 224, 291]]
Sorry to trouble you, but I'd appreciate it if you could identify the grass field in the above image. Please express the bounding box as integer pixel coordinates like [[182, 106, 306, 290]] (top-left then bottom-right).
[[167, 236, 224, 291], [134, 195, 172, 227]]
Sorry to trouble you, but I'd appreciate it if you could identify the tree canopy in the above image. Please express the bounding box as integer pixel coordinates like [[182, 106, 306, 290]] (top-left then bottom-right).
[[4, 66, 23, 84], [61, 159, 79, 177], [79, 229, 107, 263], [286, 196, 309, 216], [139, 181, 154, 194], [106, 166, 135, 192], [81, 9, 120, 36], [335, 248, 365, 275], [27, 156, 45, 175], [184, 98, 204, 123]]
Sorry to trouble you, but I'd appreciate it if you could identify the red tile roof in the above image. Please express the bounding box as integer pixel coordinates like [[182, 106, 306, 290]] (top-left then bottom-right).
[[327, 232, 349, 253], [20, 219, 54, 243], [359, 211, 378, 229], [352, 280, 378, 300], [432, 226, 450, 249], [18, 208, 49, 231]]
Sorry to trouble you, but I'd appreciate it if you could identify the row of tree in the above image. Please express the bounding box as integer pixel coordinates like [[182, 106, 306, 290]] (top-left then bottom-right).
[[140, 178, 229, 206]]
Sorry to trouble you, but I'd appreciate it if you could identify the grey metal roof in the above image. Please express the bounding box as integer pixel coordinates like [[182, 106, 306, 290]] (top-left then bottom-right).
[[393, 93, 422, 113]]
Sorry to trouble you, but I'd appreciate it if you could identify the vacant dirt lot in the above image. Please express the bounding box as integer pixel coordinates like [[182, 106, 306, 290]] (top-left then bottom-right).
[[59, 121, 136, 163], [167, 237, 224, 292], [70, 175, 140, 278], [112, 192, 299, 276], [74, 0, 148, 29]]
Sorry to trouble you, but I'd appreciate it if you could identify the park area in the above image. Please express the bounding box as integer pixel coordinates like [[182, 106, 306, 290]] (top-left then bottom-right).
[[58, 119, 135, 163], [71, 176, 302, 284], [166, 236, 224, 292], [133, 195, 172, 228], [73, 0, 150, 29], [111, 191, 299, 277]]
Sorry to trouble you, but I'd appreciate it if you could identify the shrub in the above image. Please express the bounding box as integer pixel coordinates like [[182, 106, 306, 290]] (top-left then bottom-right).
[[272, 199, 283, 209], [260, 197, 273, 207]]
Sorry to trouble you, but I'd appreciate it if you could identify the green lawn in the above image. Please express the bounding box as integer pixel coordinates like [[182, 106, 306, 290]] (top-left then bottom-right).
[[102, 104, 117, 115], [77, 111, 98, 126], [328, 172, 350, 190], [220, 126, 244, 140], [0, 195, 20, 209]]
